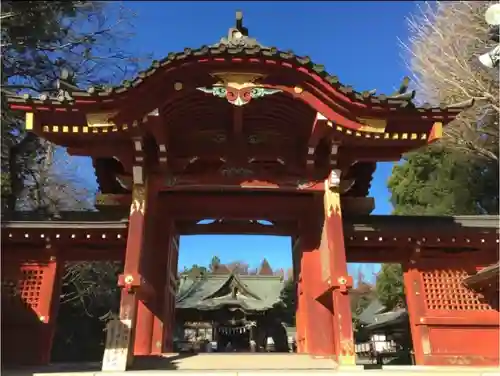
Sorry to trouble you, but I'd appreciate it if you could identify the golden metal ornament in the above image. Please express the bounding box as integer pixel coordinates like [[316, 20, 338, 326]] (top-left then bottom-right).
[[212, 72, 265, 89], [323, 180, 342, 218], [338, 339, 355, 365], [130, 185, 146, 215], [86, 111, 118, 127], [356, 117, 387, 133]]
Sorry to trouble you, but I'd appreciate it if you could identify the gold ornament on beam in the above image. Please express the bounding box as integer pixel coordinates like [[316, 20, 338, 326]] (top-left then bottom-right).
[[324, 170, 342, 218], [86, 111, 118, 127], [130, 185, 146, 215], [356, 117, 387, 133]]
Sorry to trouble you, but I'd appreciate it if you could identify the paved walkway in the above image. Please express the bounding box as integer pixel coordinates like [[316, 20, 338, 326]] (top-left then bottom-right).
[[3, 354, 499, 376]]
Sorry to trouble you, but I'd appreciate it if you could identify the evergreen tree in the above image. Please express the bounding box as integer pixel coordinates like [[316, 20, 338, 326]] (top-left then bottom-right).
[[209, 256, 221, 272], [388, 146, 498, 216], [278, 277, 296, 326], [375, 264, 405, 311], [2, 1, 142, 214]]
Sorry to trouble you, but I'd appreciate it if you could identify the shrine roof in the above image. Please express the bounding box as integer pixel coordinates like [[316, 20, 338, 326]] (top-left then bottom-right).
[[463, 262, 500, 290], [6, 12, 473, 118], [345, 214, 500, 233], [358, 299, 408, 331], [176, 272, 284, 312], [357, 299, 386, 325], [363, 310, 408, 332]]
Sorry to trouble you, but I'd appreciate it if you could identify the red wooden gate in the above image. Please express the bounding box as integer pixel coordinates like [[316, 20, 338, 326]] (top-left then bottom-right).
[[405, 261, 499, 366]]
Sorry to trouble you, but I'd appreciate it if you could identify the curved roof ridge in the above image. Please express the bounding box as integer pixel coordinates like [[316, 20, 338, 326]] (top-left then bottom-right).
[[5, 9, 474, 117], [176, 275, 206, 303], [202, 272, 262, 301]]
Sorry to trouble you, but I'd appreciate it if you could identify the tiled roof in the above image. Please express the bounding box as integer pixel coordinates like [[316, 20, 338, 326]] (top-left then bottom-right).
[[5, 12, 474, 117], [176, 272, 284, 312]]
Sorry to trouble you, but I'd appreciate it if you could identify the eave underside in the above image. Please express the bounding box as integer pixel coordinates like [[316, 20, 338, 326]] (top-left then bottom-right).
[[10, 62, 450, 198]]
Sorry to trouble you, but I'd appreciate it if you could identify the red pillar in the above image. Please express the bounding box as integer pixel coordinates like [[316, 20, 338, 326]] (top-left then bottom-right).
[[321, 185, 355, 365], [298, 216, 335, 356], [163, 233, 179, 353], [132, 176, 162, 356], [134, 300, 154, 355], [150, 227, 178, 354], [292, 238, 306, 353], [39, 257, 64, 364], [117, 175, 159, 362], [151, 315, 164, 355], [150, 229, 170, 356]]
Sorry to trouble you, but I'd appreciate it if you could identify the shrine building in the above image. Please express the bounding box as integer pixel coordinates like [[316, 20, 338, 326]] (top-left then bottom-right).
[[175, 269, 289, 353], [2, 12, 499, 371]]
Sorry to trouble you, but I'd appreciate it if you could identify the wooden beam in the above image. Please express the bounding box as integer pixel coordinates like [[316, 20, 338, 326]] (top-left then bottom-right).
[[162, 192, 313, 220], [176, 220, 297, 236], [169, 142, 295, 163], [144, 114, 169, 171], [346, 246, 411, 263], [160, 174, 325, 192], [1, 243, 124, 261], [339, 145, 412, 162], [306, 112, 330, 172]]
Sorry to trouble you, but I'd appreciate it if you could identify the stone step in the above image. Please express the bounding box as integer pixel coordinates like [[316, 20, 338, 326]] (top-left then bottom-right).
[[149, 353, 338, 370]]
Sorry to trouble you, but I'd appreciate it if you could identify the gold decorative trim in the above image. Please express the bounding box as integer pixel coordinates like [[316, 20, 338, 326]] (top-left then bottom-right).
[[356, 117, 387, 133], [41, 124, 125, 134], [338, 354, 355, 366], [212, 72, 265, 89], [324, 180, 341, 218], [333, 124, 427, 141], [339, 340, 355, 365], [86, 111, 118, 127], [25, 112, 34, 130], [428, 121, 443, 143], [174, 82, 183, 91], [130, 185, 146, 215], [95, 193, 131, 206]]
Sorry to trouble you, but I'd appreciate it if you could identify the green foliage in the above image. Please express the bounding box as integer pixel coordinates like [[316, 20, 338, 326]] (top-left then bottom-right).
[[385, 144, 499, 308], [278, 277, 296, 326], [350, 281, 376, 332], [209, 256, 221, 272], [183, 264, 208, 276], [388, 145, 499, 216], [375, 264, 405, 311], [1, 1, 144, 214]]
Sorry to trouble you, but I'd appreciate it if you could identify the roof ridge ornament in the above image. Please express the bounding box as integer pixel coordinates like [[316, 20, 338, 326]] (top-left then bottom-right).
[[214, 11, 264, 49]]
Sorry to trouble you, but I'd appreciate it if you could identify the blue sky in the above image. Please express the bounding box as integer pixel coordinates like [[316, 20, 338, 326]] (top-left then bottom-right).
[[70, 1, 419, 281]]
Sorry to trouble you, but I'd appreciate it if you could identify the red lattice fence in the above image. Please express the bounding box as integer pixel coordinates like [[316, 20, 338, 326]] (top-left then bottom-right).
[[405, 263, 499, 366], [1, 257, 61, 366]]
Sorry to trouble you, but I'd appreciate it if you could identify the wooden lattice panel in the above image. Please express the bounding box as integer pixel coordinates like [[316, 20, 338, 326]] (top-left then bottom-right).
[[18, 268, 44, 310], [422, 269, 492, 311]]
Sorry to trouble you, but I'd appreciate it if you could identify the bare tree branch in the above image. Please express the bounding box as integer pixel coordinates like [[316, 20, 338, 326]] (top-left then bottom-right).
[[402, 1, 499, 163]]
